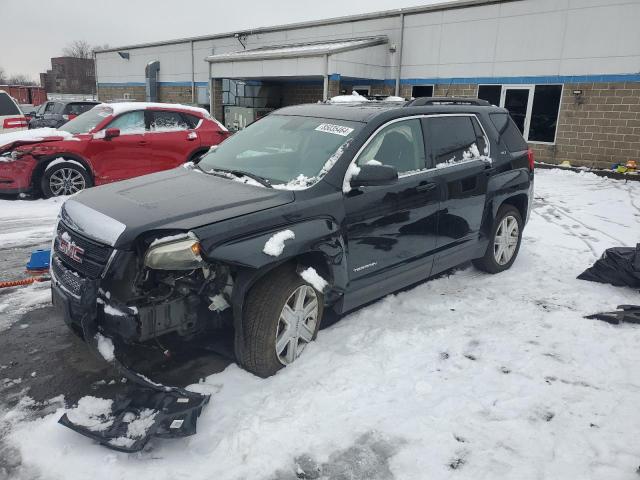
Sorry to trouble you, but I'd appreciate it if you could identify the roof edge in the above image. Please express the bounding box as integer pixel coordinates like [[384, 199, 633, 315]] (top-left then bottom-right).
[[94, 0, 516, 54], [205, 36, 388, 63]]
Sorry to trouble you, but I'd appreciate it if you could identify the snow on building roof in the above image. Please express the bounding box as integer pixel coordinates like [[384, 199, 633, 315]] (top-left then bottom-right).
[[206, 36, 388, 63]]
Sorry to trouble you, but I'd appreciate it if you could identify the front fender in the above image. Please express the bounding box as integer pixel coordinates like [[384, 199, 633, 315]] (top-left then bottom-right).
[[207, 218, 348, 290]]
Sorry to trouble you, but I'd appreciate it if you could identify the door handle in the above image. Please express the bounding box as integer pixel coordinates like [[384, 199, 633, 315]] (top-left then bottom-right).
[[138, 140, 149, 146], [416, 183, 437, 193]]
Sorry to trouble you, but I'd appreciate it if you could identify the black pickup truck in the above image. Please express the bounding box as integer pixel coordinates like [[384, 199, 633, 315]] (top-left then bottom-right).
[[51, 98, 534, 378]]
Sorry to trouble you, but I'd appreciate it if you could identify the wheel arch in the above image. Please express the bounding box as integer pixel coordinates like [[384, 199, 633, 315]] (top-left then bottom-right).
[[32, 154, 94, 194]]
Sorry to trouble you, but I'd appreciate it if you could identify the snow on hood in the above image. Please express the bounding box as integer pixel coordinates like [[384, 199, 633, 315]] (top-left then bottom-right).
[[98, 102, 228, 131], [0, 127, 75, 150]]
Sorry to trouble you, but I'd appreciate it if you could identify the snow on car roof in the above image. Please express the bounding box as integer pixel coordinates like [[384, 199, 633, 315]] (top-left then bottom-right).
[[97, 103, 228, 131]]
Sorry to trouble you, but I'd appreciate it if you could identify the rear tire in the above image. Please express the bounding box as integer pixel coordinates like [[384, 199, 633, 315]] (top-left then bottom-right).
[[238, 265, 324, 378], [473, 205, 523, 274], [41, 161, 92, 198]]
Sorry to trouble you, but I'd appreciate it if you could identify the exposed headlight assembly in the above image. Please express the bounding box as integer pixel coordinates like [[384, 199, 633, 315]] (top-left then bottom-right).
[[144, 233, 203, 270]]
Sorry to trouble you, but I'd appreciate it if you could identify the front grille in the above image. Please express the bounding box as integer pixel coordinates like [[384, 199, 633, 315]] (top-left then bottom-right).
[[52, 256, 84, 297], [54, 222, 113, 279]]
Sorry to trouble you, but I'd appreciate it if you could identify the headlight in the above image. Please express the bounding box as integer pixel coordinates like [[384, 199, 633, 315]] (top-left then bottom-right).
[[144, 234, 202, 270]]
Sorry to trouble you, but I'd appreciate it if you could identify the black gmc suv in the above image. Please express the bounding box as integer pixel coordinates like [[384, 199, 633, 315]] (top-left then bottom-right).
[[51, 98, 534, 378]]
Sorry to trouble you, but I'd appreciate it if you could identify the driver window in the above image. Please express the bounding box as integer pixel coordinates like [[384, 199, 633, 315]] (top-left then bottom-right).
[[107, 110, 146, 133], [357, 119, 426, 174]]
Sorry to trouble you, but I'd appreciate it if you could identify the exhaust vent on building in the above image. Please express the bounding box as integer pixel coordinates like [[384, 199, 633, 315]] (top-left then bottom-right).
[[145, 60, 160, 102]]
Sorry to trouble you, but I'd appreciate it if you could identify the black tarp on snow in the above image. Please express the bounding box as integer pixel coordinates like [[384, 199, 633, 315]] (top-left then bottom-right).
[[578, 244, 640, 288]]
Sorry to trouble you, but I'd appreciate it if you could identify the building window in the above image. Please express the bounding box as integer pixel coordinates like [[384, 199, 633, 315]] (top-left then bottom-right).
[[528, 85, 562, 143], [478, 84, 562, 144], [411, 85, 433, 98], [477, 85, 501, 106]]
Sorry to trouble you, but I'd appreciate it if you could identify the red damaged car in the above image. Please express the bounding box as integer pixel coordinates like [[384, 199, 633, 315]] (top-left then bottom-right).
[[0, 103, 230, 197]]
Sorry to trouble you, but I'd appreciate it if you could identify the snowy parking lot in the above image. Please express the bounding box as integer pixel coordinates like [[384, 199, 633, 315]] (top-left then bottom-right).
[[1, 168, 640, 480]]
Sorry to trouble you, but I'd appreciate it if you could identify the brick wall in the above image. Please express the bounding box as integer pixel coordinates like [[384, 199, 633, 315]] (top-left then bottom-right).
[[158, 86, 193, 104], [281, 83, 324, 106], [97, 86, 145, 102], [434, 84, 478, 98], [532, 82, 640, 169]]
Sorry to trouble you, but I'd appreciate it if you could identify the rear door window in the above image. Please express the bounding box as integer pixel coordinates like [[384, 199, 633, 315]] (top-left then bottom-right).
[[490, 112, 528, 152], [423, 116, 483, 168], [0, 92, 20, 115], [149, 111, 189, 131]]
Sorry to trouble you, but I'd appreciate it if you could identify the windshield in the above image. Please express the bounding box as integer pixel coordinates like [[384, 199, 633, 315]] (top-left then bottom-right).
[[197, 114, 362, 188], [59, 105, 112, 134]]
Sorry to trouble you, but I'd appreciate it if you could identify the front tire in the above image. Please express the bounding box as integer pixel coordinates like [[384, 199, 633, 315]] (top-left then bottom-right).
[[239, 265, 323, 378], [41, 161, 92, 198], [473, 205, 523, 274]]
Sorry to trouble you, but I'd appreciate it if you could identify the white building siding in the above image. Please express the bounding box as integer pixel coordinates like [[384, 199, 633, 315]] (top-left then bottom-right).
[[95, 0, 640, 87]]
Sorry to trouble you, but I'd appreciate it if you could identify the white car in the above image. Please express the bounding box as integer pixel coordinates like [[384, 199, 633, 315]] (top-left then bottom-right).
[[0, 90, 28, 134]]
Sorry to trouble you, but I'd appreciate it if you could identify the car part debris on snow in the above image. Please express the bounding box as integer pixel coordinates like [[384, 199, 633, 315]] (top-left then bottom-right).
[[584, 305, 640, 325], [58, 312, 209, 452], [577, 244, 640, 289]]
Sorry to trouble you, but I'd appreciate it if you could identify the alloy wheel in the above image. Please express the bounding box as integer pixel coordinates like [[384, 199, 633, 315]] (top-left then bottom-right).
[[49, 168, 86, 196], [493, 215, 519, 265], [275, 285, 319, 365]]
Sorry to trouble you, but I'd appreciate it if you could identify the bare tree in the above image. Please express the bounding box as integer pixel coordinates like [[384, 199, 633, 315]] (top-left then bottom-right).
[[63, 40, 93, 59], [7, 74, 37, 86], [0, 67, 6, 84]]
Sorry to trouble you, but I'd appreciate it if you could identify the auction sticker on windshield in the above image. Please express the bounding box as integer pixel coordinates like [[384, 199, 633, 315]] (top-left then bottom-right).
[[315, 124, 354, 136]]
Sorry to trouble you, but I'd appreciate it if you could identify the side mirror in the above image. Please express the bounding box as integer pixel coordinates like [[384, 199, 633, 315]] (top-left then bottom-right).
[[103, 128, 120, 140], [350, 163, 398, 188]]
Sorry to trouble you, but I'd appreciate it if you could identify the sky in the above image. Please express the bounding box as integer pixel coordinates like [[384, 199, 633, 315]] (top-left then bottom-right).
[[1, 0, 444, 80]]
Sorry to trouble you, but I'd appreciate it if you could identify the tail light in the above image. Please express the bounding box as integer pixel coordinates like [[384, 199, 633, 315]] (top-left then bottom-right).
[[3, 117, 28, 129], [527, 148, 535, 171]]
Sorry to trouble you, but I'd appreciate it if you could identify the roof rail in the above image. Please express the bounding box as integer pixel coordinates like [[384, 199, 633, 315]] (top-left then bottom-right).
[[406, 97, 490, 107]]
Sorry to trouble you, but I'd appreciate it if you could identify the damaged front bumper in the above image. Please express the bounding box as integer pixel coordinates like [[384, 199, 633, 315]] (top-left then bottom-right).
[[51, 253, 211, 452]]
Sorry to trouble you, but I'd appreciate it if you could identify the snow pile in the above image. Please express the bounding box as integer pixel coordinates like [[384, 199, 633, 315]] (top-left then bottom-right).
[[0, 281, 52, 332], [272, 174, 313, 191], [0, 128, 74, 149], [436, 143, 492, 169], [4, 170, 640, 480], [263, 230, 295, 257], [206, 169, 265, 188], [382, 96, 405, 102], [65, 397, 114, 432], [0, 196, 63, 249], [300, 267, 328, 292], [330, 91, 370, 104], [95, 334, 115, 362], [342, 162, 361, 193]]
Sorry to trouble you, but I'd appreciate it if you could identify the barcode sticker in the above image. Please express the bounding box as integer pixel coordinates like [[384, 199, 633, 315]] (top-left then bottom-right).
[[315, 124, 354, 136]]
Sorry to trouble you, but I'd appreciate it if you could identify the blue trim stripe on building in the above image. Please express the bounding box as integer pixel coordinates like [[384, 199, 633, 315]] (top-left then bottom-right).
[[98, 73, 640, 90]]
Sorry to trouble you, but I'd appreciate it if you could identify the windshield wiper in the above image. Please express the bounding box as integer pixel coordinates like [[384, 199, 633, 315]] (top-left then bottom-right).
[[202, 167, 272, 188]]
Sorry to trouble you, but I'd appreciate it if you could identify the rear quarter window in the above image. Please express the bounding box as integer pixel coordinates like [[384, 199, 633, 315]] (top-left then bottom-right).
[[424, 116, 484, 167], [0, 92, 20, 116], [65, 103, 97, 115], [490, 112, 528, 152]]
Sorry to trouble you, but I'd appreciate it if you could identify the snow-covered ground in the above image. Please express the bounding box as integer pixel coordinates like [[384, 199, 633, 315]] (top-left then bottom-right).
[[2, 169, 640, 480]]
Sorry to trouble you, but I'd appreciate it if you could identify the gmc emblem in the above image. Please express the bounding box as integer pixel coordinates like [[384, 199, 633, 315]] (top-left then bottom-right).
[[59, 233, 85, 263]]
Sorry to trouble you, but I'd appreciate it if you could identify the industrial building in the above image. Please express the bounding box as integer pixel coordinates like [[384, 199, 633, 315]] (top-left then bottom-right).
[[94, 0, 640, 169]]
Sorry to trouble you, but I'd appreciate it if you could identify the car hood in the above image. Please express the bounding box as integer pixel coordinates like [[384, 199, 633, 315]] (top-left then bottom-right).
[[0, 128, 84, 154], [60, 167, 295, 248]]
